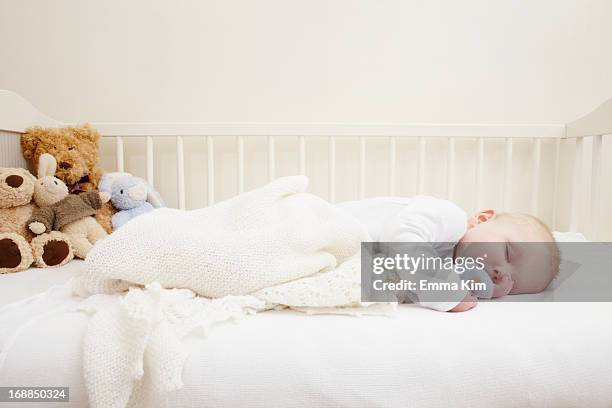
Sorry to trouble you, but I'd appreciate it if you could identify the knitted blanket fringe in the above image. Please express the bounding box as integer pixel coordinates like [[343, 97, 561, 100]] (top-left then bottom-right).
[[73, 176, 395, 408]]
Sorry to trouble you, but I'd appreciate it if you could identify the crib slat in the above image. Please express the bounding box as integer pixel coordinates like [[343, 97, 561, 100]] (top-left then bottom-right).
[[570, 137, 584, 231], [176, 136, 186, 210], [530, 138, 541, 215], [475, 138, 484, 211], [268, 136, 275, 182], [502, 138, 513, 211], [298, 136, 306, 175], [237, 136, 245, 194], [590, 135, 603, 239], [446, 137, 455, 200], [418, 136, 425, 194], [207, 136, 215, 206], [146, 136, 154, 187], [359, 136, 366, 199], [388, 136, 396, 196], [328, 136, 336, 203], [551, 138, 560, 230], [115, 136, 124, 173]]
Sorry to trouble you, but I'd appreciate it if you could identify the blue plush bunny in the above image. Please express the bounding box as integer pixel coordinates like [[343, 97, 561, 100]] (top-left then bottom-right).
[[99, 173, 164, 230]]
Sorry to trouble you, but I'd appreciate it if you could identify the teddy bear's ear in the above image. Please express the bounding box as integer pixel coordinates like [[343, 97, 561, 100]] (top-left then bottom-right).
[[71, 124, 101, 146], [21, 127, 44, 160], [37, 153, 57, 178]]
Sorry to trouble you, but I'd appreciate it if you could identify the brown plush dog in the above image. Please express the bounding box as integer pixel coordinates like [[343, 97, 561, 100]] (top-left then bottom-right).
[[0, 167, 74, 273], [21, 124, 115, 233]]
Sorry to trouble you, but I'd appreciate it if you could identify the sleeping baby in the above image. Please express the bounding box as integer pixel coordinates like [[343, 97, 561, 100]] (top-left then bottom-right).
[[336, 196, 560, 312]]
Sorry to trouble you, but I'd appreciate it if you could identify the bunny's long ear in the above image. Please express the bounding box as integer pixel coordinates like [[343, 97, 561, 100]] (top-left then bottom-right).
[[146, 184, 164, 208], [37, 153, 57, 178]]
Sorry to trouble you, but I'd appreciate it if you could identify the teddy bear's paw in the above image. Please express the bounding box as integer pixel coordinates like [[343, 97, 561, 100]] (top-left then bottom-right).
[[0, 233, 33, 273], [32, 231, 74, 268], [29, 221, 46, 235], [40, 240, 72, 267], [96, 203, 115, 234], [99, 191, 111, 204]]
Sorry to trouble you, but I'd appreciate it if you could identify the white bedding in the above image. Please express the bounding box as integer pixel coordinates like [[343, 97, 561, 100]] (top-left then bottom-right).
[[1, 296, 611, 407], [0, 261, 85, 308], [1, 231, 611, 407]]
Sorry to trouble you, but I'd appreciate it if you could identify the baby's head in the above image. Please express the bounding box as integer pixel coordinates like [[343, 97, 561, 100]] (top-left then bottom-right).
[[455, 210, 560, 295]]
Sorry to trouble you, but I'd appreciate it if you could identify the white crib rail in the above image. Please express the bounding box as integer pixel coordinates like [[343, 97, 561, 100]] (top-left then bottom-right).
[[0, 90, 610, 240], [566, 134, 607, 237], [106, 127, 565, 216], [102, 123, 608, 239], [328, 136, 336, 203], [146, 136, 154, 187], [565, 98, 612, 238], [207, 135, 215, 207], [237, 136, 245, 194]]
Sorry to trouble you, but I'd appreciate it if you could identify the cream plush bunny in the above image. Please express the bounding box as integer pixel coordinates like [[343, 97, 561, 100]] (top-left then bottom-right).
[[28, 154, 111, 258]]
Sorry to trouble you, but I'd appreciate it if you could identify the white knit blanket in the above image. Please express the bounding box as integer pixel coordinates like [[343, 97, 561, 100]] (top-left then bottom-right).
[[74, 176, 393, 408]]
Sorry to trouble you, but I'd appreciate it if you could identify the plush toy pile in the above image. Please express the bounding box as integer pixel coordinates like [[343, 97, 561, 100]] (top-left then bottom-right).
[[27, 154, 110, 259], [0, 167, 74, 273], [21, 124, 115, 233], [1, 123, 165, 272]]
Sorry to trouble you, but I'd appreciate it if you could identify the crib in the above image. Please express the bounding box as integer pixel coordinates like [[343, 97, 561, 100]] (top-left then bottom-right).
[[1, 89, 610, 240], [1, 89, 612, 408]]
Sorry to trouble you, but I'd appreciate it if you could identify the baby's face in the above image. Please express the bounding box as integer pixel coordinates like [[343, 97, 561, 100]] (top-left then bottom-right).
[[455, 211, 555, 295]]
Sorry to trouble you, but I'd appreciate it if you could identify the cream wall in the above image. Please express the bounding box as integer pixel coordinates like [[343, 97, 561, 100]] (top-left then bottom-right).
[[1, 0, 611, 237], [1, 0, 612, 123]]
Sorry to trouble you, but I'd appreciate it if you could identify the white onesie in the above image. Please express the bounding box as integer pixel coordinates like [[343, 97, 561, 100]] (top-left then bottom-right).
[[337, 196, 490, 311]]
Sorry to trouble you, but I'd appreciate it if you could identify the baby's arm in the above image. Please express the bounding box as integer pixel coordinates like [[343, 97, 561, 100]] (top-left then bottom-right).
[[379, 200, 474, 312], [381, 241, 472, 312]]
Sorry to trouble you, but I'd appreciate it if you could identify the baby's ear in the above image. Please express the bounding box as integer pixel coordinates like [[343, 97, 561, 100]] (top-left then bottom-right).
[[468, 209, 496, 227]]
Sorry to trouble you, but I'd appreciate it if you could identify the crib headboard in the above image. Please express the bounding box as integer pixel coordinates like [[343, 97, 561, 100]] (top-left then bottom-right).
[[1, 89, 610, 240]]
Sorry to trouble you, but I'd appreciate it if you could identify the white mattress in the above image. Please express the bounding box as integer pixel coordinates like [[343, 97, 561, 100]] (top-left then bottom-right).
[[1, 233, 611, 408], [0, 260, 85, 308], [1, 299, 611, 407]]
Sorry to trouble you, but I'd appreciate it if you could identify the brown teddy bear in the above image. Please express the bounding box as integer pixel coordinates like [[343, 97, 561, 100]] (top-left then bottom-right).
[[28, 154, 110, 259], [0, 167, 74, 273], [21, 124, 115, 234]]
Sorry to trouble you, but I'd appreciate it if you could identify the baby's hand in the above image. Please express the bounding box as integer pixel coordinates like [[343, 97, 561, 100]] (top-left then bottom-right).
[[492, 274, 514, 298], [448, 293, 478, 312]]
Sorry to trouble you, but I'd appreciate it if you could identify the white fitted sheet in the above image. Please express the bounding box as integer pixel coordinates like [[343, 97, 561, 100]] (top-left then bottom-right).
[[1, 294, 611, 407], [0, 260, 86, 308], [1, 231, 610, 407]]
